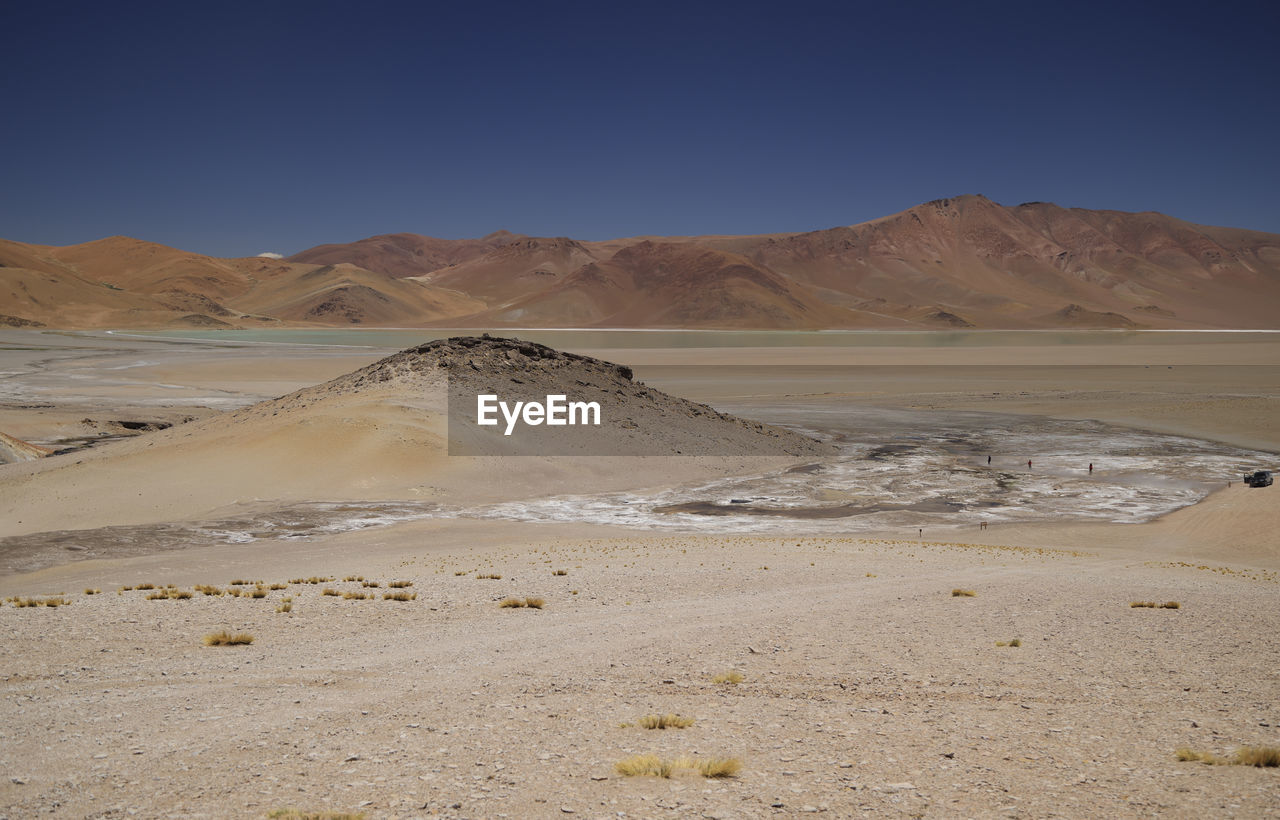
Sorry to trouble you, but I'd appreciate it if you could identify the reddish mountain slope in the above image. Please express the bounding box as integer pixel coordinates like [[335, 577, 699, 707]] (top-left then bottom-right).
[[5, 197, 1278, 329], [241, 263, 484, 325], [467, 241, 866, 328], [287, 231, 521, 278], [416, 236, 600, 305], [742, 196, 1280, 328], [0, 239, 483, 328]]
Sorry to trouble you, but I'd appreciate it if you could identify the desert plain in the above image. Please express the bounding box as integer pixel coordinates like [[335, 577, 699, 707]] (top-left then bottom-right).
[[1, 328, 1278, 819]]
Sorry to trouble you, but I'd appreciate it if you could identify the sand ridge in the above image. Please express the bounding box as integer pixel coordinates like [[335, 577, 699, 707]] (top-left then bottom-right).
[[0, 336, 823, 538]]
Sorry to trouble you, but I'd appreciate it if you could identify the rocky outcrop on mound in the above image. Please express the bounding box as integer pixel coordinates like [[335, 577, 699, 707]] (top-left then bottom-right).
[[327, 335, 628, 391], [317, 335, 828, 456]]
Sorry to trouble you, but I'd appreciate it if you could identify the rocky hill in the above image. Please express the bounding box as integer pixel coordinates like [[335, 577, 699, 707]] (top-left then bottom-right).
[[5, 196, 1279, 329]]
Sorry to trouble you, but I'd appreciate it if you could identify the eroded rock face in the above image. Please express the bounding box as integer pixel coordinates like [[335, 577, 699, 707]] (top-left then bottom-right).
[[0, 314, 45, 328], [0, 431, 51, 463], [337, 336, 631, 389]]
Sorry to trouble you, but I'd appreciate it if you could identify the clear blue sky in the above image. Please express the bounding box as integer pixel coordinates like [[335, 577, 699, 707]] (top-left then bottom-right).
[[3, 0, 1277, 257]]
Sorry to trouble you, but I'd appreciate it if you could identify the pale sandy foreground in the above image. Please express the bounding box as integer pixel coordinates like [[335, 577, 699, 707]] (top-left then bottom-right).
[[2, 509, 1279, 819], [1, 330, 1278, 818]]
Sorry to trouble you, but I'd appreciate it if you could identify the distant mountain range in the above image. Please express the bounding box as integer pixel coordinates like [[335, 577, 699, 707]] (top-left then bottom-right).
[[4, 195, 1279, 329]]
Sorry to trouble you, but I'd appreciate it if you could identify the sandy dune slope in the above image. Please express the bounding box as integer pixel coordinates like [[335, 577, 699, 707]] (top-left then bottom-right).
[[0, 337, 820, 537]]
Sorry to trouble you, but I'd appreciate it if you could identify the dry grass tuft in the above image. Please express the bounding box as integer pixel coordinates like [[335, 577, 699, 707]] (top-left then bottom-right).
[[453, 570, 468, 576], [995, 638, 1022, 647], [84, 588, 100, 595], [499, 596, 544, 609], [712, 671, 744, 685], [203, 631, 254, 646], [147, 589, 192, 600], [613, 754, 741, 779], [250, 587, 268, 599], [1162, 601, 1181, 609], [266, 809, 366, 820], [383, 591, 417, 601], [11, 596, 71, 608], [697, 757, 743, 778], [614, 754, 666, 777], [321, 588, 339, 597], [639, 713, 695, 730], [342, 575, 363, 582], [361, 580, 380, 588], [1236, 746, 1280, 767], [552, 569, 568, 576], [1132, 601, 1180, 608], [195, 585, 224, 596], [477, 573, 503, 580], [276, 602, 293, 613], [387, 580, 413, 588], [293, 576, 333, 585], [135, 583, 155, 590], [341, 591, 368, 600], [1175, 746, 1280, 767], [269, 583, 288, 590], [952, 589, 976, 597]]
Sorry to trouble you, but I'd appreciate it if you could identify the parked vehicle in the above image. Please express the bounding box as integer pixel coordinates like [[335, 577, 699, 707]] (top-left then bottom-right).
[[1243, 470, 1274, 488]]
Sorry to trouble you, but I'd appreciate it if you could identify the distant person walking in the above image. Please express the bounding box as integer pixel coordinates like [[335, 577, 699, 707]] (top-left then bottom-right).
[[987, 455, 992, 465], [1089, 463, 1093, 474], [1028, 459, 1032, 469]]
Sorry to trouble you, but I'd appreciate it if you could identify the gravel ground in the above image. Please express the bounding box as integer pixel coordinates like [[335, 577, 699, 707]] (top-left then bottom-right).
[[3, 528, 1278, 819]]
